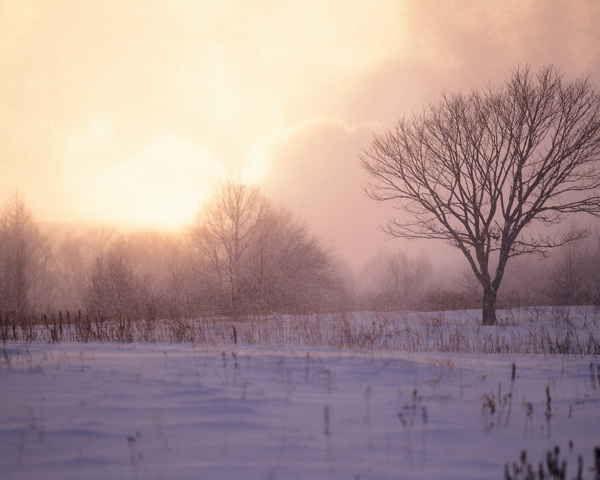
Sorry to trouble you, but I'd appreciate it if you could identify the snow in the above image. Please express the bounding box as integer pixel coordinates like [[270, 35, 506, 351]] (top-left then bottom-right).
[[1, 309, 599, 479]]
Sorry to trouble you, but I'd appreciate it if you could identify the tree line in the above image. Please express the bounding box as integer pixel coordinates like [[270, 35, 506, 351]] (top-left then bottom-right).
[[0, 183, 350, 322], [357, 236, 600, 313], [2, 183, 599, 326]]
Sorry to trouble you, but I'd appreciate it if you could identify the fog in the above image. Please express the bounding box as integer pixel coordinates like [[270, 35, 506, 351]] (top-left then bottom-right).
[[2, 1, 600, 274]]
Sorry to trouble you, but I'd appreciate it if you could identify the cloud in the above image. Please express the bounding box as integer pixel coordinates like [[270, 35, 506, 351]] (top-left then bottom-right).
[[258, 118, 395, 269], [2, 0, 600, 267], [339, 1, 600, 126]]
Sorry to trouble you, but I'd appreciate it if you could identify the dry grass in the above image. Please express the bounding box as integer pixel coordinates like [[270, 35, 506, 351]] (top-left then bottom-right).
[[2, 307, 599, 355]]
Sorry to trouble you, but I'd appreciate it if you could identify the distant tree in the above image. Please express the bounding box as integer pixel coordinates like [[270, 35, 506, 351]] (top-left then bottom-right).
[[119, 230, 190, 320], [191, 180, 271, 317], [589, 231, 600, 305], [85, 241, 145, 320], [362, 66, 600, 325], [244, 208, 339, 314], [163, 236, 207, 319], [191, 180, 342, 316], [53, 235, 92, 311], [360, 250, 431, 311], [0, 193, 53, 317], [548, 240, 587, 306], [546, 230, 600, 307]]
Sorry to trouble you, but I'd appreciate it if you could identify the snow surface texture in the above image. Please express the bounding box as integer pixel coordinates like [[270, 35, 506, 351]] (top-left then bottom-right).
[[1, 311, 599, 479]]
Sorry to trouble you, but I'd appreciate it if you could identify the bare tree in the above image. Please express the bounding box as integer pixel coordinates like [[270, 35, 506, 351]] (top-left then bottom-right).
[[191, 180, 271, 317], [244, 208, 339, 314], [362, 66, 600, 325], [360, 250, 431, 311], [548, 240, 587, 306], [0, 193, 53, 317], [590, 230, 600, 305], [53, 235, 92, 311], [191, 180, 343, 316], [85, 240, 146, 320]]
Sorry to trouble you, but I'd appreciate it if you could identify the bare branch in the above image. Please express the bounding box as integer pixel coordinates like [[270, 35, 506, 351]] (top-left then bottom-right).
[[362, 65, 600, 324]]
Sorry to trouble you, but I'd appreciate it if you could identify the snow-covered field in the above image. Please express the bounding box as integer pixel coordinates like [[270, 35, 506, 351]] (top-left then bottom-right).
[[1, 309, 599, 479]]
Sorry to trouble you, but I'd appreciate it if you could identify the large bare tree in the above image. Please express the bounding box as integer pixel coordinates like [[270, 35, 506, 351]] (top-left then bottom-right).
[[362, 66, 600, 325]]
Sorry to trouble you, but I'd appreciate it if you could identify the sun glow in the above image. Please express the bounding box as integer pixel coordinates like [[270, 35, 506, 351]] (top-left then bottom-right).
[[86, 135, 226, 229]]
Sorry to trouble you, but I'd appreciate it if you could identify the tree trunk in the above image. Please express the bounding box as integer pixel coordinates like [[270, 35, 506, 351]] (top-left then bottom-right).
[[482, 287, 497, 326]]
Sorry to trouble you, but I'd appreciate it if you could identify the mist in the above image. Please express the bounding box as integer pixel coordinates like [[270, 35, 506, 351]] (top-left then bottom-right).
[[2, 0, 600, 291]]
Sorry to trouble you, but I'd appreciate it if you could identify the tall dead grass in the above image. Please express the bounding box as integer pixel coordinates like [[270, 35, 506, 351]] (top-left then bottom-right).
[[1, 307, 599, 355]]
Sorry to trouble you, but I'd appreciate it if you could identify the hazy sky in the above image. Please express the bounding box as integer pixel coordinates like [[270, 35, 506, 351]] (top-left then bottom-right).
[[2, 0, 599, 270]]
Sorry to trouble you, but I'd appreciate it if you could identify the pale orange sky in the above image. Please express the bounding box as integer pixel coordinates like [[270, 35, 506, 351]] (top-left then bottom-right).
[[1, 0, 599, 269]]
